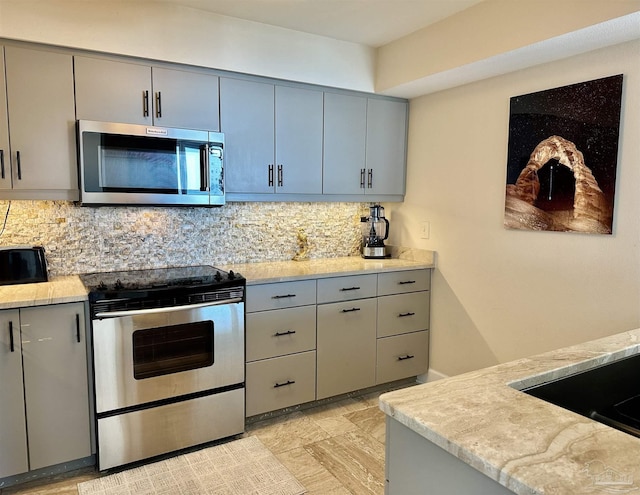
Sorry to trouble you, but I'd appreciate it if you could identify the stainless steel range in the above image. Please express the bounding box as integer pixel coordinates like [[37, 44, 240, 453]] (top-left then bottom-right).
[[80, 266, 245, 471]]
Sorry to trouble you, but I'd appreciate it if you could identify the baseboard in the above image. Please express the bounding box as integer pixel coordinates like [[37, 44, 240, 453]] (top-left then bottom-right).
[[416, 369, 449, 384]]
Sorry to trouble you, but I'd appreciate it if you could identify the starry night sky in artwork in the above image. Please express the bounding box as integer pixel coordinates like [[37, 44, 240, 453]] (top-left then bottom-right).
[[506, 75, 623, 212]]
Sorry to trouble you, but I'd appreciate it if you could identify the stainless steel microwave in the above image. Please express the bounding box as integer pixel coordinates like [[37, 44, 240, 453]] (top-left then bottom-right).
[[77, 120, 225, 206]]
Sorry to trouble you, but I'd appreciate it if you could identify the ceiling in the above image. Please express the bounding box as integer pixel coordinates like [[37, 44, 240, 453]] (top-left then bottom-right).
[[158, 0, 483, 47]]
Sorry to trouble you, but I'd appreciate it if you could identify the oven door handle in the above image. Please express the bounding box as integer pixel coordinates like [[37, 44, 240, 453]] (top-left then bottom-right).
[[93, 298, 243, 319]]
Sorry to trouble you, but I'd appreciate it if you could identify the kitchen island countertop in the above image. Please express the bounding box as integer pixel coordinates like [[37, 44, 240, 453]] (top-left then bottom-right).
[[379, 328, 640, 494]]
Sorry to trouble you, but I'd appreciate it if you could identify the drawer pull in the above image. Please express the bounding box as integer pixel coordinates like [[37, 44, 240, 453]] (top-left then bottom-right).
[[398, 354, 415, 361], [272, 294, 296, 299], [274, 330, 296, 337], [340, 286, 361, 292], [9, 321, 15, 352], [274, 380, 295, 388], [398, 280, 416, 285], [341, 307, 361, 313], [398, 312, 416, 318]]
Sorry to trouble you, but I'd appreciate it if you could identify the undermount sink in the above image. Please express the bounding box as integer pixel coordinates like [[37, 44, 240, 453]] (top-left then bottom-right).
[[522, 353, 640, 439]]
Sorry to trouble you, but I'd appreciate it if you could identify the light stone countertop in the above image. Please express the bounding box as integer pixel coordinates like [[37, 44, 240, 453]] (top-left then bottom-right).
[[220, 255, 434, 285], [379, 328, 640, 494], [0, 276, 88, 309], [0, 252, 435, 308]]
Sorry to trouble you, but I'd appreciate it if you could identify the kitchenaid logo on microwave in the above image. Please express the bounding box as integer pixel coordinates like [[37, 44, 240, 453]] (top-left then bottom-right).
[[146, 127, 168, 136]]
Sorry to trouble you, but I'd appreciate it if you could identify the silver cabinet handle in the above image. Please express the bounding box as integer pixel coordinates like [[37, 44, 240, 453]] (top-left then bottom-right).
[[367, 168, 373, 188], [360, 168, 365, 188]]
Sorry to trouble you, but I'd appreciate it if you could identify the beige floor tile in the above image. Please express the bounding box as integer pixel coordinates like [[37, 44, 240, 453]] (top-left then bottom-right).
[[275, 447, 343, 493], [246, 411, 331, 454], [310, 414, 360, 437], [304, 430, 385, 495], [302, 397, 368, 421], [344, 406, 387, 444]]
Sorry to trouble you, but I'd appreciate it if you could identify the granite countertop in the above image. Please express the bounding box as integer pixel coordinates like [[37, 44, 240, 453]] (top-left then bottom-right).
[[379, 328, 640, 494], [220, 254, 434, 285], [0, 276, 89, 309], [1, 251, 435, 308]]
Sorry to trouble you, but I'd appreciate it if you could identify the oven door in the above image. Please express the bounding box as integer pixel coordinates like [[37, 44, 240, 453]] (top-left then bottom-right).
[[92, 300, 244, 414]]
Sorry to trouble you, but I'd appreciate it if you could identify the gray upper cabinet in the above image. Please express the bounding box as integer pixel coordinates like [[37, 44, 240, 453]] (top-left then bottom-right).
[[365, 98, 408, 196], [0, 48, 9, 191], [220, 77, 275, 194], [322, 92, 367, 195], [0, 46, 77, 196], [0, 310, 28, 479], [220, 77, 323, 195], [74, 56, 220, 130], [275, 85, 323, 194]]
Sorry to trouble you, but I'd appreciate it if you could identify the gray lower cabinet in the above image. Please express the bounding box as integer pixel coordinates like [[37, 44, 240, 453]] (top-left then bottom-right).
[[386, 418, 514, 494], [245, 269, 431, 416], [245, 281, 318, 417], [0, 309, 28, 478], [0, 45, 77, 198], [317, 296, 377, 399], [0, 303, 91, 478]]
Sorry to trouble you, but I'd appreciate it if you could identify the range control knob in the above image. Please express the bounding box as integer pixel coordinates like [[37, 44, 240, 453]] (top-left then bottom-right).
[[114, 279, 124, 290], [228, 270, 236, 280], [214, 271, 222, 282]]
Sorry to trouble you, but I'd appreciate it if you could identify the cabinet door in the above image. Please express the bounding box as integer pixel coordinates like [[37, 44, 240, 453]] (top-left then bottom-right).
[[317, 298, 377, 400], [0, 48, 10, 190], [21, 303, 91, 470], [75, 56, 152, 125], [322, 92, 367, 195], [220, 77, 275, 194], [4, 46, 77, 191], [151, 67, 220, 131], [0, 309, 28, 478], [274, 85, 323, 194], [365, 98, 407, 196]]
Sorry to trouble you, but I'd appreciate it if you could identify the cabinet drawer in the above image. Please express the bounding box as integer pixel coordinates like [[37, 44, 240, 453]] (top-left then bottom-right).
[[377, 331, 429, 385], [246, 280, 316, 312], [246, 351, 316, 417], [317, 274, 377, 304], [316, 298, 377, 400], [377, 269, 430, 296], [377, 292, 430, 338], [246, 306, 316, 362]]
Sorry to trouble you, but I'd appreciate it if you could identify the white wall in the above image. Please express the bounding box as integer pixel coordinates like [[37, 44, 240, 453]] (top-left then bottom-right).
[[0, 0, 376, 92], [386, 40, 640, 376]]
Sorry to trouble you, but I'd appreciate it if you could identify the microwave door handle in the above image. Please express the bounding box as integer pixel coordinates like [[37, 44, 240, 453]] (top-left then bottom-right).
[[200, 144, 210, 192]]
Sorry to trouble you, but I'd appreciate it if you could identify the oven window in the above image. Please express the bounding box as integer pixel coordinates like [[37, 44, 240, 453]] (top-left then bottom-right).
[[132, 321, 214, 380]]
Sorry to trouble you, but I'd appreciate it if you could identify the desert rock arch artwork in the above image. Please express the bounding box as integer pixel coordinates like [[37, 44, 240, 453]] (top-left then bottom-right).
[[504, 75, 622, 235], [505, 135, 612, 234]]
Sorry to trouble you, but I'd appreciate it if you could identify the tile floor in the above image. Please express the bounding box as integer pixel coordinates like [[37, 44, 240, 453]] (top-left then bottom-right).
[[1, 384, 413, 495]]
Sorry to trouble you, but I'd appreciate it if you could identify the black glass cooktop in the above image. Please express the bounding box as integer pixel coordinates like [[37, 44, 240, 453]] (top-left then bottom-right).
[[80, 265, 245, 304]]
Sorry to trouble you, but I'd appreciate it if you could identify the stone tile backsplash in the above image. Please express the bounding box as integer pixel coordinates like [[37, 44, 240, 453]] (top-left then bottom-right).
[[0, 201, 369, 276]]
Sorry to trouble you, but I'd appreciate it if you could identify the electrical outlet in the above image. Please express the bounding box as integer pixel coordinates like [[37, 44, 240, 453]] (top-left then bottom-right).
[[420, 221, 430, 239]]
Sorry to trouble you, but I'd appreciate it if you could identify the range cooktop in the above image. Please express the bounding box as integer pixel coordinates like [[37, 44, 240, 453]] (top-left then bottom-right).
[[79, 265, 245, 305]]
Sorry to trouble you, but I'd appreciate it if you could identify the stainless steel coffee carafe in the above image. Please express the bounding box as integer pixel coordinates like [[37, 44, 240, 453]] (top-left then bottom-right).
[[360, 205, 389, 259]]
